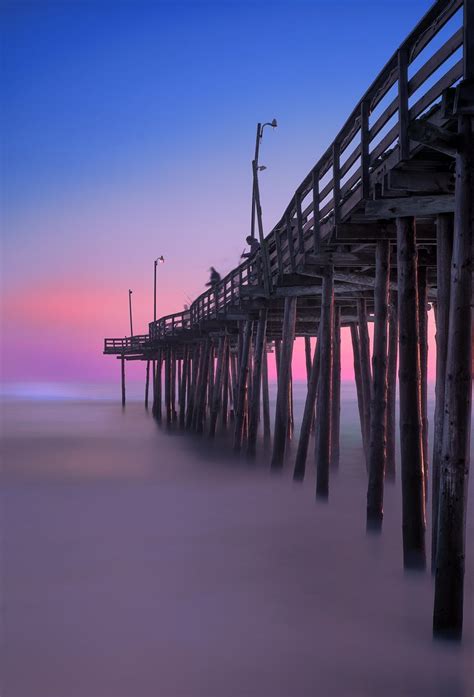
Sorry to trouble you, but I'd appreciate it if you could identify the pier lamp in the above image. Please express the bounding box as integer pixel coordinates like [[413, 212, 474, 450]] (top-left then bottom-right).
[[250, 118, 277, 240], [154, 255, 165, 322], [128, 289, 134, 337]]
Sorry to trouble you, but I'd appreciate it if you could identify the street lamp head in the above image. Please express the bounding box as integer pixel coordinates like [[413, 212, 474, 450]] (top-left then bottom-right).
[[155, 255, 165, 264], [271, 118, 277, 128], [257, 165, 267, 172]]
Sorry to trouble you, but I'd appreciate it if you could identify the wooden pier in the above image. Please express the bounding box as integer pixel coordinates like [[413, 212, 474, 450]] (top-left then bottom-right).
[[104, 0, 473, 640]]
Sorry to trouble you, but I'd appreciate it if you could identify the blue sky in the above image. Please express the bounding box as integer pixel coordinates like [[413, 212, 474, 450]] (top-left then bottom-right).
[[1, 0, 440, 381]]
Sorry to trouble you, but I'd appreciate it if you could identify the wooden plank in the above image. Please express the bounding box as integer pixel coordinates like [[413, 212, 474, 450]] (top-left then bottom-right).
[[407, 120, 459, 156], [365, 194, 454, 218], [398, 47, 410, 161], [386, 168, 454, 193], [335, 221, 436, 240]]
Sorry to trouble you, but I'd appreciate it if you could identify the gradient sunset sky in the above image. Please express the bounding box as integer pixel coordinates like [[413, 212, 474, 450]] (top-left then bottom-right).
[[1, 0, 438, 385]]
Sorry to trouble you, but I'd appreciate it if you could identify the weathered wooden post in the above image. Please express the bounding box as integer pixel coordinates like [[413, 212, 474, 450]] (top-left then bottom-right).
[[208, 342, 215, 415], [230, 350, 238, 421], [179, 346, 188, 428], [367, 240, 390, 528], [433, 100, 473, 637], [397, 216, 426, 569], [386, 292, 398, 481], [315, 269, 334, 497], [221, 337, 230, 428], [287, 371, 294, 440], [418, 264, 429, 494], [431, 213, 453, 572], [153, 349, 162, 423], [209, 336, 226, 437], [358, 298, 372, 464], [350, 323, 367, 453], [171, 348, 177, 422], [195, 339, 211, 434], [261, 345, 271, 446], [247, 309, 268, 457], [271, 297, 297, 468], [294, 328, 321, 480], [145, 359, 150, 410], [186, 343, 200, 429], [165, 347, 172, 425], [121, 354, 126, 407], [234, 320, 252, 452], [331, 307, 341, 469]]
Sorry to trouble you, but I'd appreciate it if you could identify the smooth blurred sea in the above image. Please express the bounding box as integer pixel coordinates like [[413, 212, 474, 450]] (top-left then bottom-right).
[[1, 382, 473, 697]]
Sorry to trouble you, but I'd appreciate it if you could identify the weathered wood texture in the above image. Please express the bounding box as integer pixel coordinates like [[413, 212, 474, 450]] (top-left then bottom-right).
[[418, 264, 429, 495], [358, 298, 372, 465], [247, 310, 268, 457], [366, 241, 390, 526], [397, 216, 426, 569], [316, 269, 334, 498], [386, 292, 398, 480], [434, 114, 473, 639], [271, 298, 297, 468], [234, 320, 253, 452], [431, 213, 454, 573], [294, 328, 321, 480], [331, 307, 341, 469], [350, 323, 367, 453]]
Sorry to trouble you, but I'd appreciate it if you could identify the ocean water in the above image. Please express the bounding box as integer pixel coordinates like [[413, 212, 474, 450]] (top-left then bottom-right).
[[1, 383, 473, 697]]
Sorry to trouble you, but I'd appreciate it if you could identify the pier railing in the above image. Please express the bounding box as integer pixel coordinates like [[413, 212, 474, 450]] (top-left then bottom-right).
[[103, 335, 150, 353]]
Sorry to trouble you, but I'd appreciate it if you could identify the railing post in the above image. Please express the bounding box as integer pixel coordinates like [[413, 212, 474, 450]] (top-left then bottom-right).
[[295, 191, 305, 254], [361, 99, 370, 198], [333, 141, 341, 224], [398, 47, 410, 161], [285, 211, 296, 273], [312, 169, 320, 254]]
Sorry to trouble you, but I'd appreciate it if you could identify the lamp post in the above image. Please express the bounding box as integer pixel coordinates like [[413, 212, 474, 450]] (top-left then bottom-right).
[[250, 119, 277, 240], [128, 289, 134, 337], [154, 255, 165, 322]]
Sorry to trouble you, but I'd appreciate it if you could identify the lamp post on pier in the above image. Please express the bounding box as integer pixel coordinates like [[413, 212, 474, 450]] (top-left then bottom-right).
[[154, 255, 165, 322], [128, 289, 134, 337], [250, 119, 277, 241]]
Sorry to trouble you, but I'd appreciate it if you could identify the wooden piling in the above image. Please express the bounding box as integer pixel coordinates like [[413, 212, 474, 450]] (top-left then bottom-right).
[[186, 344, 200, 429], [153, 350, 162, 423], [209, 336, 226, 437], [315, 269, 334, 497], [179, 346, 188, 428], [431, 213, 453, 573], [165, 347, 172, 424], [350, 323, 366, 454], [331, 307, 341, 469], [121, 354, 126, 407], [366, 240, 390, 527], [358, 298, 372, 465], [221, 338, 230, 428], [234, 320, 252, 452], [247, 309, 268, 457], [397, 216, 426, 569], [271, 297, 297, 468], [294, 328, 321, 480], [386, 292, 398, 481], [195, 339, 211, 434], [171, 349, 177, 422], [418, 264, 429, 496], [145, 359, 150, 410], [261, 346, 271, 446], [433, 113, 473, 639]]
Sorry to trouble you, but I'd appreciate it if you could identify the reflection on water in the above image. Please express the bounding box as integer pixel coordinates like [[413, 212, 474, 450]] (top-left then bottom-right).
[[1, 384, 473, 697]]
